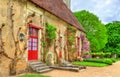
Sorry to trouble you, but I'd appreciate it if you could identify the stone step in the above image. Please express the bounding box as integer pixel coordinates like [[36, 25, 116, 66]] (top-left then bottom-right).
[[33, 66, 49, 71], [37, 68, 52, 73], [61, 63, 72, 67], [31, 63, 46, 68], [36, 66, 49, 70], [29, 61, 52, 73], [61, 65, 86, 70], [50, 66, 79, 72], [29, 62, 43, 65], [32, 66, 49, 71]]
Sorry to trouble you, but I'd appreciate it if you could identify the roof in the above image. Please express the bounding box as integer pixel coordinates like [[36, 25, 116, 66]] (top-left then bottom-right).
[[30, 0, 85, 32]]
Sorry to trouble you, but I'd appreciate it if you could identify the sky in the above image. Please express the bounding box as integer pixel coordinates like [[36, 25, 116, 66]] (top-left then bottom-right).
[[71, 0, 120, 24]]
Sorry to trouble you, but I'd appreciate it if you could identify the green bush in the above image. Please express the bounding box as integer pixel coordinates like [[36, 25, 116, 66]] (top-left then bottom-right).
[[104, 52, 111, 58], [73, 58, 120, 67], [84, 58, 113, 65], [91, 52, 111, 58], [111, 58, 117, 62], [103, 59, 112, 65], [91, 52, 104, 58], [72, 61, 109, 67], [46, 23, 56, 46], [111, 58, 120, 62]]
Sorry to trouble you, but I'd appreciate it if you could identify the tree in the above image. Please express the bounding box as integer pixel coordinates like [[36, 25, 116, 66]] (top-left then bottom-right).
[[104, 21, 120, 56], [74, 10, 107, 52]]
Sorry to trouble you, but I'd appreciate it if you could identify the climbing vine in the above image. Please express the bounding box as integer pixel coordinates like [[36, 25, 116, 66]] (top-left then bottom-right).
[[41, 23, 56, 62], [67, 25, 76, 47], [67, 25, 77, 61], [45, 23, 56, 47]]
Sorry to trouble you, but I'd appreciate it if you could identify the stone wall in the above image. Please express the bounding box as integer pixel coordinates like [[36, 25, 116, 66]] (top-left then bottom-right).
[[45, 11, 68, 62], [0, 0, 28, 76]]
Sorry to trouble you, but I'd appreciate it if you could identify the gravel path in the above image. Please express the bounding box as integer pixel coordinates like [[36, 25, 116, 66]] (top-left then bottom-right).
[[42, 61, 120, 77]]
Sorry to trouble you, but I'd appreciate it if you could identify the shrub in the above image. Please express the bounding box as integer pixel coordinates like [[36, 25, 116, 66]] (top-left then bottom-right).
[[104, 52, 111, 58], [72, 61, 109, 67], [46, 23, 56, 46], [111, 58, 117, 62], [91, 52, 111, 58], [84, 58, 113, 65], [111, 58, 120, 62], [91, 52, 104, 58], [103, 59, 112, 65]]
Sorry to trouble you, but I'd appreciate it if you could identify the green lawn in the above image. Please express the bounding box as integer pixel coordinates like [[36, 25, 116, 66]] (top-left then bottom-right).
[[72, 61, 109, 67], [18, 74, 51, 77]]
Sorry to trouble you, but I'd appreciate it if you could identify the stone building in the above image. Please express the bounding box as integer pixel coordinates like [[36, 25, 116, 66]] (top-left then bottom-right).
[[0, 0, 90, 76]]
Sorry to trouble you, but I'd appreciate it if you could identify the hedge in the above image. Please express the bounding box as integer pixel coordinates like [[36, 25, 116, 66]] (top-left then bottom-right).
[[72, 61, 109, 67], [84, 58, 113, 65], [91, 52, 111, 58]]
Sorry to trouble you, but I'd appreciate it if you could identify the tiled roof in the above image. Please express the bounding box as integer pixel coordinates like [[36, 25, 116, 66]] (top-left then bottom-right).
[[30, 0, 85, 32]]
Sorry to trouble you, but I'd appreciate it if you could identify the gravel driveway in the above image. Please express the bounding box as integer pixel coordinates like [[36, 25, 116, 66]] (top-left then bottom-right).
[[42, 61, 120, 77]]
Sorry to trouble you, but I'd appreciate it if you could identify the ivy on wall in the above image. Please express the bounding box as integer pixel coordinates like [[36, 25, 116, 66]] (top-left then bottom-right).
[[67, 25, 77, 61], [67, 25, 76, 46], [41, 23, 56, 48], [41, 23, 56, 62], [45, 23, 56, 46]]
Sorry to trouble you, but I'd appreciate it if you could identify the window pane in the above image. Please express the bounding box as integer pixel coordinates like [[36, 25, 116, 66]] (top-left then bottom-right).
[[29, 43, 31, 46], [33, 29, 38, 36], [32, 47, 34, 50], [28, 46, 31, 50], [33, 43, 35, 46], [34, 47, 37, 50], [34, 43, 37, 47]]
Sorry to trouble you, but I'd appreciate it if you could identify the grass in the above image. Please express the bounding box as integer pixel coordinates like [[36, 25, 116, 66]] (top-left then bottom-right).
[[72, 61, 109, 67], [18, 74, 51, 77]]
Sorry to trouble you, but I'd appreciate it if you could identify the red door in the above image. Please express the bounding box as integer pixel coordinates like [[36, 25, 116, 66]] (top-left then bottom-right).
[[28, 24, 39, 60]]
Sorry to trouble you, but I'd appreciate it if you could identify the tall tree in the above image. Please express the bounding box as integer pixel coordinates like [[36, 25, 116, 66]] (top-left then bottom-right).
[[104, 21, 120, 56], [74, 10, 107, 52]]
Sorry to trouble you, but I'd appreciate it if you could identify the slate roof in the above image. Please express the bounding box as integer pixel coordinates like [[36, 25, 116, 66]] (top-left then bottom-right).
[[30, 0, 85, 32]]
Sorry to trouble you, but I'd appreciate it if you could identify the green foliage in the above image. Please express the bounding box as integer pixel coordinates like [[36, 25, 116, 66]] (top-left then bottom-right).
[[111, 58, 118, 62], [72, 61, 109, 67], [73, 58, 120, 67], [46, 23, 56, 46], [41, 40, 47, 48], [91, 52, 111, 58], [67, 25, 77, 52], [85, 52, 90, 55], [18, 74, 51, 77], [74, 10, 107, 52], [104, 21, 120, 56], [84, 58, 113, 65], [67, 25, 76, 46]]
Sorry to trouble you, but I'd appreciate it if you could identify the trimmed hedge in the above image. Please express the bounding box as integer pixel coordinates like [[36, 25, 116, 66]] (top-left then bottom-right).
[[111, 58, 117, 62], [73, 58, 120, 67], [72, 61, 109, 67], [111, 58, 120, 62], [84, 58, 113, 65], [91, 52, 111, 58]]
